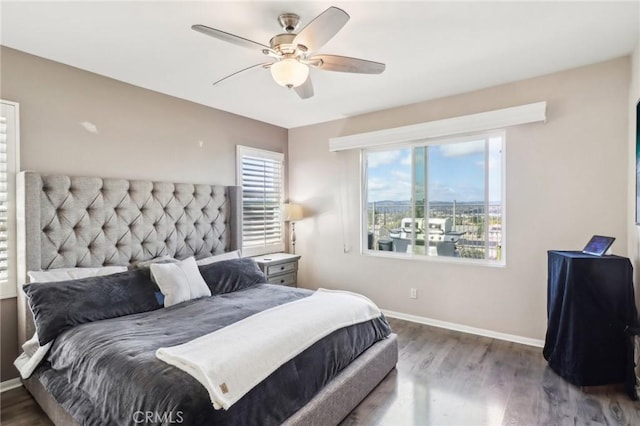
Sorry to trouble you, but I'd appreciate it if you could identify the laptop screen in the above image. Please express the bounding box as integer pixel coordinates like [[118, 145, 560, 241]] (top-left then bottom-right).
[[582, 235, 615, 256]]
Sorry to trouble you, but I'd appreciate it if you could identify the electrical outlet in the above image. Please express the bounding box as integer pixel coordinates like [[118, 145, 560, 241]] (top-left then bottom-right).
[[410, 288, 417, 299]]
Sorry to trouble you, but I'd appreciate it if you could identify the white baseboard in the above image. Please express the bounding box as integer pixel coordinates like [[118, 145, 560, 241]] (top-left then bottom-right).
[[0, 377, 22, 393], [382, 309, 545, 348]]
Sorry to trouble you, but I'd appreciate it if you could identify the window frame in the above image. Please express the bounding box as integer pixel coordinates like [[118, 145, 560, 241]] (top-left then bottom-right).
[[360, 130, 506, 266], [236, 145, 285, 257], [1, 100, 20, 299]]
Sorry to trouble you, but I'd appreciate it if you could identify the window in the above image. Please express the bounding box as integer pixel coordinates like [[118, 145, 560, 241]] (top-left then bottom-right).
[[0, 100, 19, 298], [363, 131, 504, 264], [236, 146, 285, 256]]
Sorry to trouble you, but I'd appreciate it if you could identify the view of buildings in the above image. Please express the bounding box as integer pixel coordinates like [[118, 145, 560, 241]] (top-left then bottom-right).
[[367, 200, 503, 260]]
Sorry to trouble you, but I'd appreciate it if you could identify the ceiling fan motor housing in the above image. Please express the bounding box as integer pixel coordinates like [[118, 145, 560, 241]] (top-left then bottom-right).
[[278, 13, 300, 32], [269, 33, 304, 56]]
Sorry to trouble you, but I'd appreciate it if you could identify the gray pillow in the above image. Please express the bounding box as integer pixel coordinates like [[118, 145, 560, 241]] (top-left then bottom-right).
[[198, 258, 267, 295], [23, 269, 162, 345]]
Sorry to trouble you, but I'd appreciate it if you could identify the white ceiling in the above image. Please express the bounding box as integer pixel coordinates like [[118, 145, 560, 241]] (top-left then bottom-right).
[[1, 1, 639, 129]]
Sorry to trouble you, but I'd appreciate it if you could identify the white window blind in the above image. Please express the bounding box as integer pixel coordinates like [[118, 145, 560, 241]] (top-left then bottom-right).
[[0, 116, 7, 286], [236, 146, 285, 256], [0, 100, 19, 299]]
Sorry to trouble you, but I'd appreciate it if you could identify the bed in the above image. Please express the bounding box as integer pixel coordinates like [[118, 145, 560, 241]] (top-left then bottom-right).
[[15, 171, 398, 425]]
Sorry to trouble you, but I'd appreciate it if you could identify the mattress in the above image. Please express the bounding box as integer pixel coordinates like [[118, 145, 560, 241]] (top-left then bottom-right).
[[31, 284, 391, 425]]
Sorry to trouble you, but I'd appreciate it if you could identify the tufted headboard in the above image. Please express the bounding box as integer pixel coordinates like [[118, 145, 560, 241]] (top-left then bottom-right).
[[16, 171, 242, 346]]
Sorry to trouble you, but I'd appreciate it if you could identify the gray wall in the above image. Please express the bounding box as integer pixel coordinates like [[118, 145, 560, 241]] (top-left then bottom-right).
[[288, 57, 631, 342], [1, 299, 18, 381], [0, 46, 287, 381]]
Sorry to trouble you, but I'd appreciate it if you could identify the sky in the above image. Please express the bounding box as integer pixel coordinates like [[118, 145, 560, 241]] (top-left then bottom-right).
[[366, 137, 502, 203]]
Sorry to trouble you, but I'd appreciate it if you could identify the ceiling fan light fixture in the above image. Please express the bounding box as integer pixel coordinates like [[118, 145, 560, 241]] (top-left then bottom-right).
[[270, 58, 309, 88]]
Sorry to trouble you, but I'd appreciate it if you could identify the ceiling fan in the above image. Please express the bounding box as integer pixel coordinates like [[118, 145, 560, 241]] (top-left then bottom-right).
[[192, 6, 385, 99]]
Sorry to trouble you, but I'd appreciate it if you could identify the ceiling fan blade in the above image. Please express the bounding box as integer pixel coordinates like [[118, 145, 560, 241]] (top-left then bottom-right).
[[213, 63, 272, 86], [294, 76, 314, 99], [192, 24, 270, 51], [293, 7, 349, 53], [309, 54, 385, 74]]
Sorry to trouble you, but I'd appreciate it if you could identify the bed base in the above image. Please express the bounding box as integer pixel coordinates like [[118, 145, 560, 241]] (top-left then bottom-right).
[[284, 333, 398, 425], [23, 334, 398, 426], [23, 376, 77, 426]]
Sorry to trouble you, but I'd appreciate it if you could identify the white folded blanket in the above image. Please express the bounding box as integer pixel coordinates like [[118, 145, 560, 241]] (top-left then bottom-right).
[[156, 288, 382, 410]]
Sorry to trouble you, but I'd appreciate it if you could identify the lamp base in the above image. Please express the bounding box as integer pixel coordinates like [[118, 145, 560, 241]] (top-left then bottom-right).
[[291, 222, 297, 255]]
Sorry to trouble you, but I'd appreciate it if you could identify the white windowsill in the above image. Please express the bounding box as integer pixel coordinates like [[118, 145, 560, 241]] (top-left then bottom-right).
[[0, 281, 17, 299], [0, 292, 17, 299], [362, 249, 506, 268]]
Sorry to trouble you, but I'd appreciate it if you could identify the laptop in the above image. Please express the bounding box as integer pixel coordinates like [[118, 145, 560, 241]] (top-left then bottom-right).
[[582, 235, 615, 256]]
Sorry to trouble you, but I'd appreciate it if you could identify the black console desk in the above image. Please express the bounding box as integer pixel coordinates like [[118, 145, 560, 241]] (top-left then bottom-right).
[[544, 250, 638, 399]]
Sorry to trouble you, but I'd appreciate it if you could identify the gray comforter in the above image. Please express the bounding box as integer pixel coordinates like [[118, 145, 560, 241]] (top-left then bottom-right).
[[34, 284, 391, 425]]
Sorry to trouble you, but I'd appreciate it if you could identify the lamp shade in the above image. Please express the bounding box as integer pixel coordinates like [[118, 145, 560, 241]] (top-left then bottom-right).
[[270, 59, 309, 88], [283, 203, 303, 222]]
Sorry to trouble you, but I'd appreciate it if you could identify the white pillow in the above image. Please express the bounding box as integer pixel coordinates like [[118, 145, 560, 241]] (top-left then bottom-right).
[[196, 250, 241, 266], [150, 257, 211, 307], [21, 333, 42, 358], [134, 255, 178, 269], [28, 266, 128, 283]]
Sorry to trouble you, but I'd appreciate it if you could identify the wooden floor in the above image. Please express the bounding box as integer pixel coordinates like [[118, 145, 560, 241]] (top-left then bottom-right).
[[1, 383, 52, 426], [2, 317, 639, 425]]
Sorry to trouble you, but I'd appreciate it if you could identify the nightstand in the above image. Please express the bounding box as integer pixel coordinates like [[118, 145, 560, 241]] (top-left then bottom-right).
[[251, 253, 301, 287]]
